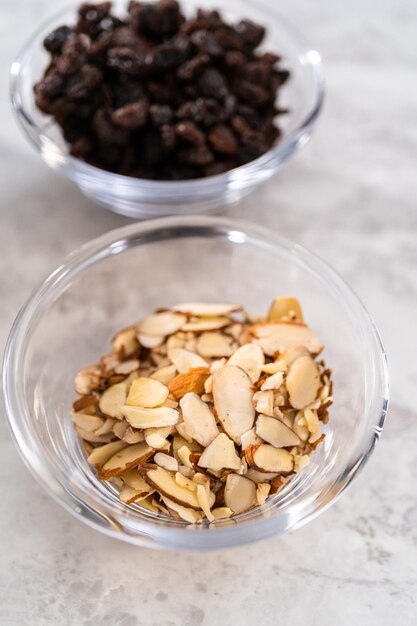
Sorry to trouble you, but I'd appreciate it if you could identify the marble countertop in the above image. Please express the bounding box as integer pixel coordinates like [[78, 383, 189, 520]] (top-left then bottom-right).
[[1, 0, 417, 624]]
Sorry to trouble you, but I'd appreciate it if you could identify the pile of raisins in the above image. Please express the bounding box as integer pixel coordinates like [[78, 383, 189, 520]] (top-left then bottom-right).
[[35, 1, 289, 180]]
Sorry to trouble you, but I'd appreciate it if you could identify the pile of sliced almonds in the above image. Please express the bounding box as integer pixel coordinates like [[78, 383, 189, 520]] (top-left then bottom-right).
[[72, 297, 333, 523]]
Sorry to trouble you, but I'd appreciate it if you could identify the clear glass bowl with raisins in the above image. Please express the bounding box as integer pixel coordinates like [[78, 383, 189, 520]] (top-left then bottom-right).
[[11, 0, 324, 218]]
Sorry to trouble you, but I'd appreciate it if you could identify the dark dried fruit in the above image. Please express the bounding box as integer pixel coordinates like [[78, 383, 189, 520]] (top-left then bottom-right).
[[34, 0, 289, 179]]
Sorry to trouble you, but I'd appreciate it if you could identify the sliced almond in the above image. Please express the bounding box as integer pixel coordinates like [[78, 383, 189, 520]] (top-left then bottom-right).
[[154, 452, 179, 472], [260, 371, 284, 391], [111, 326, 139, 358], [94, 417, 116, 436], [138, 311, 187, 337], [175, 471, 197, 491], [253, 390, 275, 417], [245, 469, 279, 484], [177, 445, 193, 468], [87, 440, 128, 465], [75, 426, 114, 444], [75, 366, 101, 395], [137, 333, 164, 349], [72, 394, 99, 413], [162, 397, 179, 409], [210, 358, 227, 373], [256, 482, 271, 506], [281, 346, 310, 367], [240, 428, 263, 450], [168, 367, 210, 399], [114, 359, 140, 375], [171, 303, 241, 316], [126, 377, 169, 408], [196, 484, 214, 521], [172, 435, 201, 462], [286, 355, 320, 409], [99, 382, 127, 419], [211, 507, 233, 519], [175, 422, 193, 443], [119, 483, 153, 504], [228, 343, 264, 383], [268, 296, 304, 323], [121, 425, 145, 444], [245, 444, 294, 473], [255, 414, 301, 448], [99, 442, 154, 479], [261, 360, 287, 375], [150, 364, 177, 385], [72, 412, 104, 432], [304, 408, 320, 434], [199, 433, 241, 471], [140, 465, 201, 509], [224, 474, 256, 514], [204, 374, 213, 394], [168, 348, 207, 373], [179, 393, 219, 447], [142, 426, 171, 449], [294, 454, 310, 472], [121, 469, 153, 492], [160, 496, 203, 523], [195, 332, 234, 358], [212, 365, 255, 444], [123, 405, 179, 429], [112, 419, 129, 439], [249, 322, 323, 356], [182, 317, 230, 332]]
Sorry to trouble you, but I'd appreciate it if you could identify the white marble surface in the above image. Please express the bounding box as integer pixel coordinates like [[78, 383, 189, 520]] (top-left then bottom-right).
[[1, 0, 417, 624]]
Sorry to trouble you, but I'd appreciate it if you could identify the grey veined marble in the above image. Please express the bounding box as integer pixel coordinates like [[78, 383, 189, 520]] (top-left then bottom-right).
[[1, 0, 417, 624]]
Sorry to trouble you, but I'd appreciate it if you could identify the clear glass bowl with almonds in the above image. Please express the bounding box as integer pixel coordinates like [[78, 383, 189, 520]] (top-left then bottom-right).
[[2, 216, 388, 550]]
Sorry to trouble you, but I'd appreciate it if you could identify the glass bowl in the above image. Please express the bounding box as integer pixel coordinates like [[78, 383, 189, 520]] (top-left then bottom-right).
[[10, 0, 324, 219], [2, 216, 388, 550]]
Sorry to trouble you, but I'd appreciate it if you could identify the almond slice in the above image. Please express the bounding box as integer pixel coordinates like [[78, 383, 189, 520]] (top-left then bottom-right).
[[228, 343, 264, 383], [255, 415, 301, 448], [94, 417, 116, 436], [196, 484, 214, 521], [111, 326, 139, 358], [253, 390, 275, 416], [224, 474, 256, 514], [261, 360, 287, 374], [281, 346, 310, 367], [175, 472, 197, 491], [256, 482, 271, 506], [240, 428, 263, 450], [72, 394, 99, 413], [75, 366, 101, 395], [75, 426, 114, 444], [196, 332, 235, 358], [249, 322, 323, 356], [138, 311, 187, 337], [87, 440, 128, 465], [286, 355, 320, 409], [212, 365, 255, 444], [268, 296, 304, 323], [175, 422, 193, 443], [245, 444, 294, 473], [139, 465, 201, 509], [211, 507, 233, 519], [304, 408, 320, 434], [245, 469, 279, 484], [99, 442, 154, 479], [144, 426, 173, 449], [182, 317, 230, 332], [115, 359, 140, 375], [119, 483, 153, 504], [122, 405, 179, 429], [150, 364, 177, 385], [260, 371, 284, 391], [198, 433, 241, 471], [179, 393, 219, 447], [154, 452, 179, 472], [171, 303, 241, 316], [126, 377, 169, 408], [160, 496, 203, 523], [168, 348, 208, 373], [168, 367, 210, 399], [99, 382, 127, 419], [137, 333, 164, 349], [113, 419, 129, 439], [72, 412, 104, 432], [121, 425, 145, 444], [121, 469, 153, 492]]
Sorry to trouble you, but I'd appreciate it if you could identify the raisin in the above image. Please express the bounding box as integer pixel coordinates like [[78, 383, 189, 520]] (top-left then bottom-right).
[[107, 47, 149, 75], [190, 29, 223, 57], [179, 144, 214, 165], [43, 26, 75, 54], [150, 104, 174, 125], [235, 19, 265, 48], [197, 68, 229, 99], [208, 124, 238, 154], [112, 100, 150, 128], [176, 121, 205, 145]]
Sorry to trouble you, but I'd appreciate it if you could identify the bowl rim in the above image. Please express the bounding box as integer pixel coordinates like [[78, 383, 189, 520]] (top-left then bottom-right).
[[2, 215, 389, 550], [10, 0, 325, 189]]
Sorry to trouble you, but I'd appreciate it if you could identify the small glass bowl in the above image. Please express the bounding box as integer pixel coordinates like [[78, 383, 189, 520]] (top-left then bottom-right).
[[2, 216, 388, 550], [10, 0, 324, 219]]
